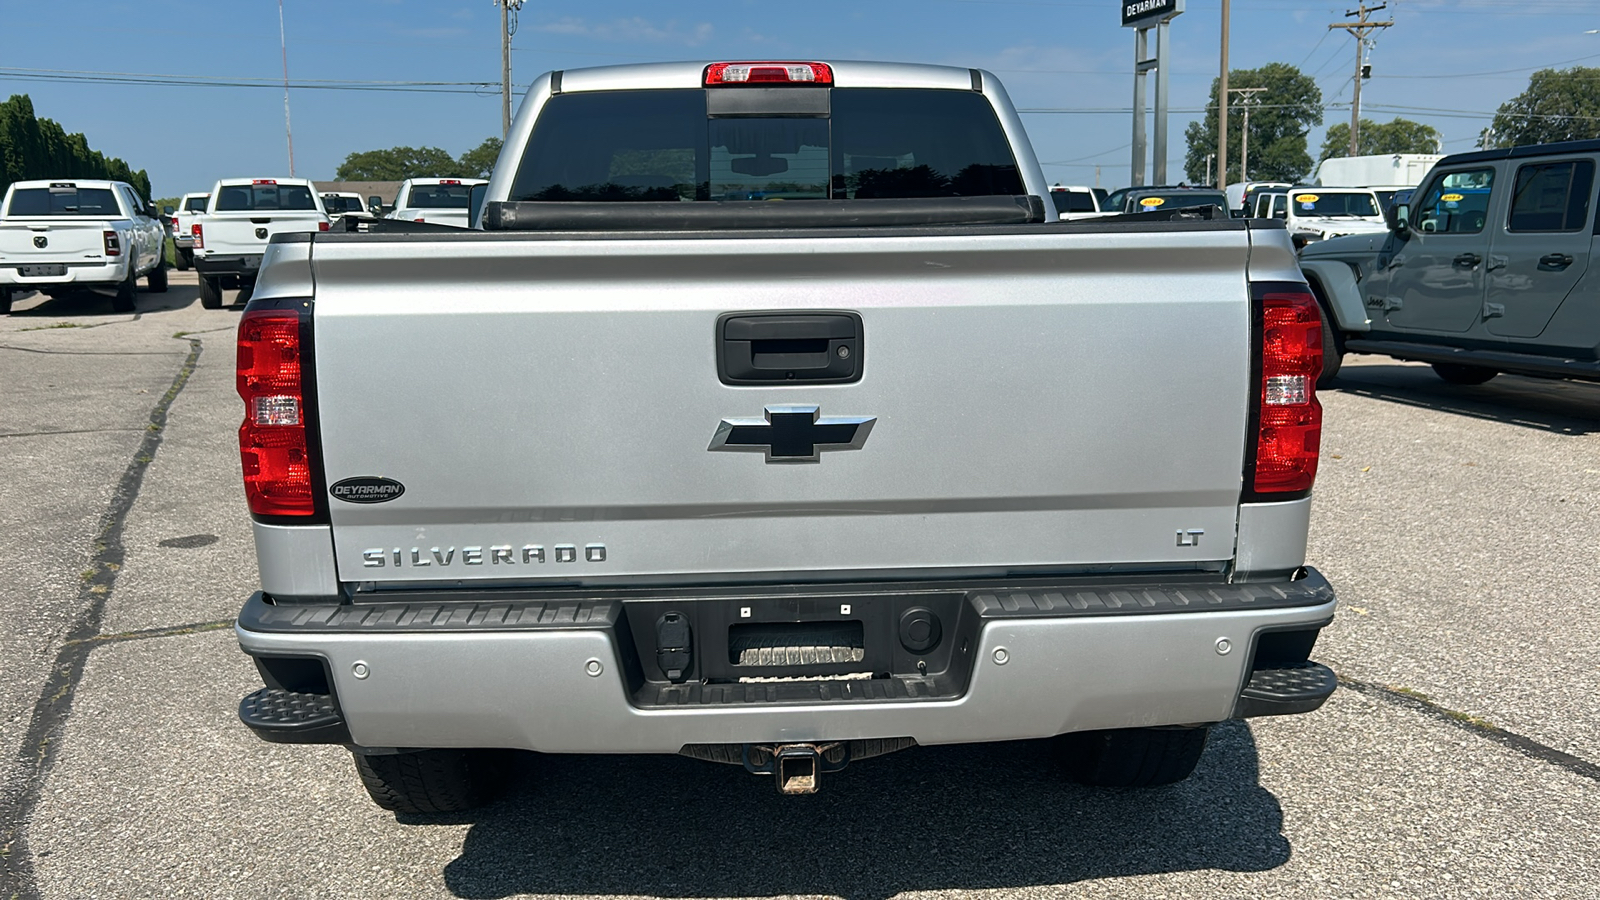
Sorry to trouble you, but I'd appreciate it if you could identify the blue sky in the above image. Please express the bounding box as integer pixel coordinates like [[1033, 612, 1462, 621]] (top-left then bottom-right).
[[3, 0, 1599, 198]]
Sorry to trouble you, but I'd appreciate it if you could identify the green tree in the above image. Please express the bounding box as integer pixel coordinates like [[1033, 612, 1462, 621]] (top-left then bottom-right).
[[457, 137, 503, 179], [0, 94, 151, 199], [1319, 118, 1441, 161], [1183, 63, 1323, 185], [1481, 66, 1600, 148], [335, 145, 463, 181]]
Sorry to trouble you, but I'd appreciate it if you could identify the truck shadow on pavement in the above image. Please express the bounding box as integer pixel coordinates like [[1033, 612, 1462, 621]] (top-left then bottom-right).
[[1327, 364, 1600, 436], [6, 286, 201, 318], [440, 720, 1288, 899]]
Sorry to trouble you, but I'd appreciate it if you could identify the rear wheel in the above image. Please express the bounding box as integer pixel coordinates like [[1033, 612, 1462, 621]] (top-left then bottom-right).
[[1431, 362, 1497, 385], [174, 246, 191, 271], [199, 275, 223, 309], [147, 253, 168, 293], [352, 749, 508, 814], [1057, 726, 1209, 787], [0, 288, 12, 315], [111, 264, 137, 313], [236, 279, 255, 304]]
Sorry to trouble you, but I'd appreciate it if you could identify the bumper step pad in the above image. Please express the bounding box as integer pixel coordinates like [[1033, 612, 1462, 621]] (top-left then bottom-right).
[[239, 688, 350, 744], [1233, 662, 1337, 719]]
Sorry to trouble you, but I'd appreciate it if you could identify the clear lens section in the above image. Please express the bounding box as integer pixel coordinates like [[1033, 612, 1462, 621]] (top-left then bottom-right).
[[784, 65, 816, 81], [252, 395, 301, 426], [1264, 374, 1309, 406], [720, 65, 752, 82]]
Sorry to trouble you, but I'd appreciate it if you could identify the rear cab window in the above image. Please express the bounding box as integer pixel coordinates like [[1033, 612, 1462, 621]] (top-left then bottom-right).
[[509, 88, 1024, 202], [184, 196, 209, 213], [407, 183, 473, 209], [1507, 160, 1594, 232], [215, 183, 318, 212], [1289, 191, 1379, 217], [6, 185, 121, 217], [1128, 191, 1228, 212]]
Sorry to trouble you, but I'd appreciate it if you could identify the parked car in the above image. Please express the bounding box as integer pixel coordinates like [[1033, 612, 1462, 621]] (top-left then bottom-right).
[[1283, 187, 1387, 249], [1252, 189, 1289, 219], [320, 192, 376, 223], [231, 59, 1338, 812], [1048, 184, 1101, 219], [1117, 186, 1230, 216], [1298, 139, 1600, 385], [1227, 181, 1291, 217], [0, 179, 167, 313], [170, 192, 209, 271], [193, 178, 329, 309], [386, 178, 487, 228]]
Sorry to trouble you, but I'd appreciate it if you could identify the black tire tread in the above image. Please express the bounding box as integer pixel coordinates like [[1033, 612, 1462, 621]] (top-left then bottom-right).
[[199, 276, 222, 309], [1058, 726, 1208, 787], [148, 254, 168, 293], [111, 266, 137, 313], [1431, 362, 1497, 385], [352, 749, 497, 814]]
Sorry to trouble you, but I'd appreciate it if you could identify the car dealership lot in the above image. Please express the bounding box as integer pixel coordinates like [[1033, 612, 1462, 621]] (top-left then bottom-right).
[[1, 278, 1597, 898]]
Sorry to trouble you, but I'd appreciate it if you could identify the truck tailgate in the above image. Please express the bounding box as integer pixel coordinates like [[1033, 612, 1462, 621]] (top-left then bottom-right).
[[203, 212, 324, 254], [0, 220, 110, 264], [310, 228, 1252, 584]]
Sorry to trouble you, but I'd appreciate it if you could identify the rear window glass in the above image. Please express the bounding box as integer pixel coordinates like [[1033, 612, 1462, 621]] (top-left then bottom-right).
[[1051, 191, 1096, 213], [510, 88, 1024, 202], [215, 184, 317, 211], [322, 196, 363, 213], [1290, 192, 1378, 217], [6, 187, 121, 217], [183, 196, 209, 212], [407, 184, 472, 209], [1127, 191, 1227, 212], [1507, 160, 1594, 232]]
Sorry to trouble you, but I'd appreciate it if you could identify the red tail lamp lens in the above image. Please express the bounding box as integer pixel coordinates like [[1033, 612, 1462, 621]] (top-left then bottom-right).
[[237, 311, 314, 516], [1253, 288, 1323, 493]]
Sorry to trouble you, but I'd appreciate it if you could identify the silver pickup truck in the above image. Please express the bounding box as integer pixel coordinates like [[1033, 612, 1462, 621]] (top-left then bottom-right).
[[232, 60, 1338, 811]]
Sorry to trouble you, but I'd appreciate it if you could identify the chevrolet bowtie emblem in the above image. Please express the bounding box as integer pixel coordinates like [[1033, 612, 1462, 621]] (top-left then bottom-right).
[[708, 405, 876, 463]]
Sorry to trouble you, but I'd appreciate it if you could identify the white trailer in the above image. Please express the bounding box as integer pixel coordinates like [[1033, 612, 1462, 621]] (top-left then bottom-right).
[[1313, 154, 1442, 189]]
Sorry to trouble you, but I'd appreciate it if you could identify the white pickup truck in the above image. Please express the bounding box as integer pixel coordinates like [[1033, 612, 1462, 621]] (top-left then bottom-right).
[[385, 177, 487, 228], [170, 192, 210, 271], [233, 60, 1338, 811], [193, 178, 329, 309], [0, 180, 167, 314]]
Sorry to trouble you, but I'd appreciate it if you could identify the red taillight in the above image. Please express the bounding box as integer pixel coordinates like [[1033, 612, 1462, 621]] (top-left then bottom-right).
[[414, 217, 426, 223], [103, 230, 120, 256], [439, 179, 461, 185], [192, 223, 204, 249], [1252, 285, 1323, 494], [252, 179, 277, 185], [704, 62, 833, 86], [319, 221, 330, 231], [237, 311, 315, 516]]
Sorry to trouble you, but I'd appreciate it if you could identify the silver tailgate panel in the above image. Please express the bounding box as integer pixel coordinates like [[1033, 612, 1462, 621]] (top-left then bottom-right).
[[312, 229, 1252, 582]]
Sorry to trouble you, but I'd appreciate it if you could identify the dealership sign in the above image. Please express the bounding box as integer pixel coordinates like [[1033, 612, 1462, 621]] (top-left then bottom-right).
[[1122, 0, 1182, 27]]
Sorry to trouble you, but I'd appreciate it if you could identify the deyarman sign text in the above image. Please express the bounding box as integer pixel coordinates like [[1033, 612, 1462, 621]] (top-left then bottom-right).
[[1122, 0, 1179, 27]]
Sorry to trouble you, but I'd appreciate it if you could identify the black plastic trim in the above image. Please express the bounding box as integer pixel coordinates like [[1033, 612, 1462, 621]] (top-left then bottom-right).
[[240, 296, 331, 526], [1436, 138, 1600, 168], [193, 253, 263, 277], [716, 310, 863, 385], [1344, 338, 1600, 382], [969, 68, 983, 92], [1232, 662, 1337, 718], [238, 687, 351, 744], [482, 195, 1047, 231], [549, 70, 562, 95]]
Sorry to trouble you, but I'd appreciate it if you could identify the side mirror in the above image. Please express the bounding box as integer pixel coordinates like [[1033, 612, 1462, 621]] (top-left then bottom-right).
[[368, 195, 385, 214], [162, 205, 175, 216], [1386, 202, 1410, 237]]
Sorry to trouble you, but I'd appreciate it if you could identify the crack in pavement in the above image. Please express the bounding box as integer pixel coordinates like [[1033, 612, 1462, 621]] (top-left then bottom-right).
[[0, 335, 202, 900], [1340, 677, 1600, 784], [61, 619, 234, 648], [0, 344, 178, 357], [0, 428, 147, 440]]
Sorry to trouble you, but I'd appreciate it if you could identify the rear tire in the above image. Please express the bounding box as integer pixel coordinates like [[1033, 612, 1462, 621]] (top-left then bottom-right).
[[352, 749, 507, 814], [1431, 362, 1497, 385], [0, 288, 12, 315], [1057, 726, 1209, 787], [236, 279, 255, 304], [199, 276, 223, 310], [111, 265, 137, 313], [1318, 309, 1343, 386], [147, 253, 168, 293], [175, 247, 191, 271]]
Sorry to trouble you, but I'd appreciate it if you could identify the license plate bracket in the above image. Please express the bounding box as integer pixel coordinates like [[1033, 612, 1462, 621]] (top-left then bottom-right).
[[18, 264, 66, 277]]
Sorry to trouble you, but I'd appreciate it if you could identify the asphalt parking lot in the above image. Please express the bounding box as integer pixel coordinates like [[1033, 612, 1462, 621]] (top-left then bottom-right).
[[1, 272, 1598, 899]]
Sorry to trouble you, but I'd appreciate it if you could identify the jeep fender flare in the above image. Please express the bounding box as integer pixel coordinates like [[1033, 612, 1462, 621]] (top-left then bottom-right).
[[1297, 260, 1369, 334]]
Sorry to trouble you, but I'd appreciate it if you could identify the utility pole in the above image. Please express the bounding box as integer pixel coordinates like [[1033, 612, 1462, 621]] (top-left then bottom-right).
[[1331, 2, 1393, 157], [1217, 0, 1230, 189], [497, 1, 526, 138], [1229, 87, 1266, 182], [278, 0, 294, 176]]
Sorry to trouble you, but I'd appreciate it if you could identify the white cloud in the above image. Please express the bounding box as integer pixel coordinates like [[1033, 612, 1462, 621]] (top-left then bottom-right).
[[535, 16, 714, 46]]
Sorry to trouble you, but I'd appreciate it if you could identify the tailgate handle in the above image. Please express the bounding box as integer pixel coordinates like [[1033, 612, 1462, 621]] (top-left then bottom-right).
[[250, 217, 273, 224], [718, 312, 863, 385]]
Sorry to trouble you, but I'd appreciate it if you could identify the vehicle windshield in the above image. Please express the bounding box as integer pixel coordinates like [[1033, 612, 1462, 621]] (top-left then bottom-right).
[[6, 187, 121, 217], [214, 184, 317, 211], [1127, 191, 1227, 212], [1051, 190, 1097, 213], [183, 196, 209, 212], [1290, 191, 1378, 217], [408, 184, 473, 209], [510, 88, 1024, 202]]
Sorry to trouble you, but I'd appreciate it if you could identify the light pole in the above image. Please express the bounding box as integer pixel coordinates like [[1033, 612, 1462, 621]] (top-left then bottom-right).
[[278, 0, 294, 176], [1217, 0, 1230, 189], [496, 1, 527, 138], [1229, 87, 1266, 182]]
